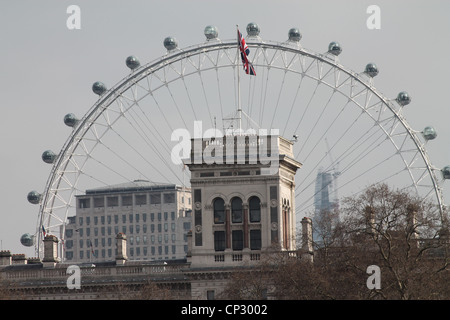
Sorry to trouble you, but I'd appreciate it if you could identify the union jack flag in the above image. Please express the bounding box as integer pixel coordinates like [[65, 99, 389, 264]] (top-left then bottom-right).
[[237, 28, 256, 76]]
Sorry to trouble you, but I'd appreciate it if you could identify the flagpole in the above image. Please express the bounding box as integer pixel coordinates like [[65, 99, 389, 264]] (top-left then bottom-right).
[[236, 25, 242, 133]]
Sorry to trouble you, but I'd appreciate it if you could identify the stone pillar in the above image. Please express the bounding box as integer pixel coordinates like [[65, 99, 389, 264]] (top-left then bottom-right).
[[225, 205, 231, 249], [365, 206, 376, 235], [407, 204, 419, 247], [301, 217, 313, 263], [43, 235, 60, 268], [115, 233, 128, 265], [0, 251, 12, 266], [12, 254, 27, 265], [243, 204, 249, 248], [186, 230, 192, 259]]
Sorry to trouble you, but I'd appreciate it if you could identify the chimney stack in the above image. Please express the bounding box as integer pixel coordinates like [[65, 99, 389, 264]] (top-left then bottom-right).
[[365, 206, 376, 235], [115, 233, 128, 265], [301, 217, 313, 262], [42, 235, 60, 268], [407, 204, 419, 246], [0, 250, 12, 266], [12, 254, 27, 265]]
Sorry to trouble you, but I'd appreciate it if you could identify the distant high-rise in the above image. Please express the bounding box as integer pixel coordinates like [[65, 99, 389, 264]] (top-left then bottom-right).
[[313, 168, 339, 245]]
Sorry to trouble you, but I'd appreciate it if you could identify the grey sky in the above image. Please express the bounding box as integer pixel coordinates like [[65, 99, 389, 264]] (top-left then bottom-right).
[[1, 0, 450, 256]]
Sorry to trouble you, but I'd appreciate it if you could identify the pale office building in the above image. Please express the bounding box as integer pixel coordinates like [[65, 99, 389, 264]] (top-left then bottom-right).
[[63, 180, 192, 263]]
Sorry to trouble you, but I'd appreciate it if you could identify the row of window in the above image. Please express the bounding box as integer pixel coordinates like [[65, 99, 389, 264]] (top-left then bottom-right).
[[78, 193, 190, 208], [66, 232, 186, 249], [213, 196, 261, 224], [65, 245, 188, 260], [67, 221, 191, 238], [214, 230, 261, 251], [76, 212, 179, 226]]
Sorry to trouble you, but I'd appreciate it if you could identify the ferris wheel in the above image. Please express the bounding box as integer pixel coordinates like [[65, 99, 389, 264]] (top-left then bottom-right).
[[24, 23, 449, 257]]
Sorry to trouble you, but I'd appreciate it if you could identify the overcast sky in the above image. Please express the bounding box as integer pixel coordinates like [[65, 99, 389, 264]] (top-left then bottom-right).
[[1, 0, 450, 256]]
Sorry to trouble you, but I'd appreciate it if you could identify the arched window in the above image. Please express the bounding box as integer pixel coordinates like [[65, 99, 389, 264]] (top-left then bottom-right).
[[213, 198, 225, 224], [231, 197, 243, 223], [249, 196, 261, 222]]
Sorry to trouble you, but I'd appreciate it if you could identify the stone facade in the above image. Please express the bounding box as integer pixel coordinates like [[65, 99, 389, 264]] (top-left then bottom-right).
[[0, 133, 315, 300]]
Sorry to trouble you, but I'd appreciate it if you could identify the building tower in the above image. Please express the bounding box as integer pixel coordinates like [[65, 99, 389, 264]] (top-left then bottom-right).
[[185, 133, 302, 268], [313, 167, 340, 245]]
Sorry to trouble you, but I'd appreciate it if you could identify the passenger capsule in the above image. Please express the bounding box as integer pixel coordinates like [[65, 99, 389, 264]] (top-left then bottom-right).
[[27, 191, 42, 204], [126, 55, 140, 70], [328, 42, 342, 56], [42, 150, 57, 164], [442, 166, 450, 179], [92, 81, 107, 95], [163, 37, 178, 51], [20, 233, 35, 247], [246, 22, 260, 37], [396, 91, 411, 106], [288, 28, 302, 42], [64, 113, 78, 127], [364, 63, 379, 77], [204, 25, 219, 40], [423, 126, 437, 141]]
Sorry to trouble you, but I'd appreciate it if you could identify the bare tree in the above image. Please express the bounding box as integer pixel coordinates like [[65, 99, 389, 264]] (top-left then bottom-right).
[[220, 184, 450, 300], [340, 183, 449, 299]]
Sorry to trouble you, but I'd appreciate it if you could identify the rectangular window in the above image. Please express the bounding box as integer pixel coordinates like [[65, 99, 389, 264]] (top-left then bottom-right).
[[207, 290, 215, 300], [79, 198, 90, 209], [200, 172, 214, 177], [135, 194, 147, 205], [232, 230, 244, 251], [214, 231, 226, 252], [93, 197, 104, 208], [250, 230, 262, 250], [107, 196, 118, 207], [150, 194, 161, 204], [122, 195, 132, 206], [163, 193, 175, 203]]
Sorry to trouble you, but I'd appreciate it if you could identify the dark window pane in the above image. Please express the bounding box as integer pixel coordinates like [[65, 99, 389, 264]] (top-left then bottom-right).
[[213, 198, 225, 224], [249, 196, 261, 222], [214, 231, 226, 251], [231, 197, 243, 223]]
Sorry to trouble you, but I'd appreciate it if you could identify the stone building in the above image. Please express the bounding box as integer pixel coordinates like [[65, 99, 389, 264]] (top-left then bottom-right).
[[0, 133, 314, 300]]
